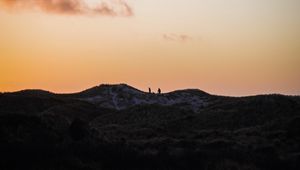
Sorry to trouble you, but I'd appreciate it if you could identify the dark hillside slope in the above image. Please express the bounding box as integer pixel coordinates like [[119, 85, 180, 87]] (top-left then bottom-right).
[[0, 84, 299, 170]]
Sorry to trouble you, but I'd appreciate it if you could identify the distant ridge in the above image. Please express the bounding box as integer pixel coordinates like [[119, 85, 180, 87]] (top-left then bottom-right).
[[3, 83, 299, 111], [3, 83, 298, 97], [0, 84, 211, 112], [56, 84, 208, 111], [75, 84, 146, 97], [4, 89, 54, 97], [2, 84, 209, 95]]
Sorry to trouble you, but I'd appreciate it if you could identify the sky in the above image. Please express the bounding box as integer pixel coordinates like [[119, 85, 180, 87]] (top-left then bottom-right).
[[0, 0, 300, 96]]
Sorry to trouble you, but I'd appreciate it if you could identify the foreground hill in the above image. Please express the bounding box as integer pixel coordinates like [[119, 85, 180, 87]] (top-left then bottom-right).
[[0, 84, 299, 170]]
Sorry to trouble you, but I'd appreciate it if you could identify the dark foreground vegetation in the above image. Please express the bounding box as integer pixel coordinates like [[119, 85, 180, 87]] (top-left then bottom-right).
[[0, 86, 299, 170]]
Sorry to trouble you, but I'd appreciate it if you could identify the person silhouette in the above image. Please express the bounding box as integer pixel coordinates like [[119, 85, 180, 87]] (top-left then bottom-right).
[[148, 87, 151, 94], [158, 88, 161, 94]]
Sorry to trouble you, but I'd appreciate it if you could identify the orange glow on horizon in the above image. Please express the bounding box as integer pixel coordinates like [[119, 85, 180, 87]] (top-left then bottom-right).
[[1, 0, 300, 96]]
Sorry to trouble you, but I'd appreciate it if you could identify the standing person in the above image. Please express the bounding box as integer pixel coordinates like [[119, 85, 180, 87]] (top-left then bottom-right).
[[149, 87, 151, 94], [158, 88, 161, 94]]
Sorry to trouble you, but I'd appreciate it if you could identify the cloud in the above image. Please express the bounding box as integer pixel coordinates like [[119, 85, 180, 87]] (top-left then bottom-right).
[[163, 34, 193, 42], [0, 0, 133, 16]]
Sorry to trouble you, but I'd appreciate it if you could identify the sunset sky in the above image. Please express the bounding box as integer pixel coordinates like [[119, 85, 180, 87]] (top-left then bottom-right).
[[0, 0, 300, 96]]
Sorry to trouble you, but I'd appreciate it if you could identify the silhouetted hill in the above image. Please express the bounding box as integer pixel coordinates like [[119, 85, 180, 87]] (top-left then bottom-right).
[[0, 84, 299, 170], [64, 84, 211, 112], [8, 89, 55, 97], [74, 84, 145, 97]]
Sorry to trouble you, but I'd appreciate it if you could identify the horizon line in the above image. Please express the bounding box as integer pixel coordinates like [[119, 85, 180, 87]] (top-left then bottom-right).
[[1, 83, 299, 98]]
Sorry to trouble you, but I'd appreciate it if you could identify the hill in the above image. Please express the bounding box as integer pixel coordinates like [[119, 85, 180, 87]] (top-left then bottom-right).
[[0, 84, 299, 170]]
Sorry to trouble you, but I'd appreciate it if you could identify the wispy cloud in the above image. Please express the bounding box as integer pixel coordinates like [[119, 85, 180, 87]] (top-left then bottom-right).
[[163, 33, 193, 42], [0, 0, 133, 16]]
